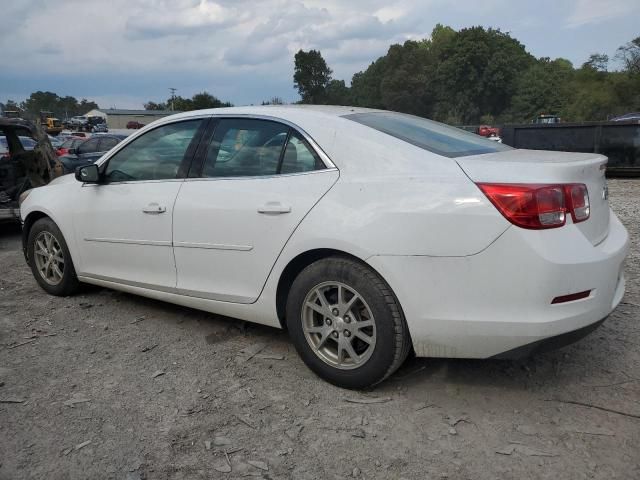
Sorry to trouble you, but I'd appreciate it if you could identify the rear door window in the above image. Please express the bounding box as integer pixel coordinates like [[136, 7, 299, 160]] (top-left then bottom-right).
[[202, 119, 289, 177], [201, 118, 326, 177]]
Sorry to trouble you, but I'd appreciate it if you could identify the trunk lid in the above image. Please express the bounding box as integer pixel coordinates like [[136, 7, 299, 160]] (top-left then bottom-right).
[[456, 149, 609, 245]]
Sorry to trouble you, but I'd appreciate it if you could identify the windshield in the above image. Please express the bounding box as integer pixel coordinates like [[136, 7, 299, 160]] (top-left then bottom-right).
[[344, 111, 512, 158]]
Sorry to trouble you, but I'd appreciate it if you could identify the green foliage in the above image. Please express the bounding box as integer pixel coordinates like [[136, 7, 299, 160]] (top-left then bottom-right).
[[293, 49, 333, 104], [145, 91, 232, 111], [582, 53, 609, 72], [325, 80, 352, 105], [0, 99, 20, 113], [616, 36, 640, 74], [262, 97, 285, 105], [295, 27, 640, 123], [16, 91, 99, 120], [507, 58, 573, 122]]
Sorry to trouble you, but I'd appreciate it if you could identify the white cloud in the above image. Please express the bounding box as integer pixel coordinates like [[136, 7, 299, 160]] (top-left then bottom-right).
[[566, 0, 640, 27], [1, 0, 638, 107]]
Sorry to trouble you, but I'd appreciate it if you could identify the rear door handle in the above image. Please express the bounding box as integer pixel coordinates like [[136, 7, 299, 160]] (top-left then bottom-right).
[[258, 202, 291, 214], [142, 203, 166, 214]]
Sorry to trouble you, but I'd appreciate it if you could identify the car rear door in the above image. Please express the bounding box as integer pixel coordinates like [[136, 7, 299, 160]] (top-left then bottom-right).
[[73, 118, 208, 289], [173, 117, 339, 303]]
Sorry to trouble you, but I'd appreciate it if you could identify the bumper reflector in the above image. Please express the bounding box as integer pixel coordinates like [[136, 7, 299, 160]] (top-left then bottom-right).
[[551, 290, 591, 304]]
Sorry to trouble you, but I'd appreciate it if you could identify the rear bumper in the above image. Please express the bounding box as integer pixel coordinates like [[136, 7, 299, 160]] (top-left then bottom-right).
[[491, 316, 607, 359], [367, 209, 629, 358]]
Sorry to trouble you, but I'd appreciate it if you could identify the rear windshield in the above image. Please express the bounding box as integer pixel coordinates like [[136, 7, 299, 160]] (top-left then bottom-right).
[[344, 112, 512, 158]]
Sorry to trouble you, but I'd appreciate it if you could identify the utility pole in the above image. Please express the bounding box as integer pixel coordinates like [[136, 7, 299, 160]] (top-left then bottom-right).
[[169, 87, 177, 111]]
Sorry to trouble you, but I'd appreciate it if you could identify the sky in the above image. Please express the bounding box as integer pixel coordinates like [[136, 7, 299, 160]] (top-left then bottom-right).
[[1, 0, 639, 110]]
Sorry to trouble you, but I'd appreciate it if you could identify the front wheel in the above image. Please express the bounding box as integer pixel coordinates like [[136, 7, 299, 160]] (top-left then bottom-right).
[[286, 257, 411, 389], [27, 217, 80, 296]]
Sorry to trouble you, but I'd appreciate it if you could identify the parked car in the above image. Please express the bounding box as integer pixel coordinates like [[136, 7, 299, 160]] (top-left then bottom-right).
[[56, 137, 86, 157], [126, 120, 145, 129], [91, 123, 108, 133], [477, 125, 500, 137], [20, 106, 629, 388], [48, 135, 64, 148], [58, 134, 127, 173], [66, 116, 87, 129]]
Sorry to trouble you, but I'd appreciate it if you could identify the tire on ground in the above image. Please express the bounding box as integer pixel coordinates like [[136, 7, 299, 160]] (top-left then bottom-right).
[[286, 256, 411, 389], [27, 217, 80, 296]]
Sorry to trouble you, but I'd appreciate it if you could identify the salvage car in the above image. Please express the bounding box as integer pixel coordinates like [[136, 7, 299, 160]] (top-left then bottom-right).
[[20, 106, 629, 388], [1, 118, 62, 223]]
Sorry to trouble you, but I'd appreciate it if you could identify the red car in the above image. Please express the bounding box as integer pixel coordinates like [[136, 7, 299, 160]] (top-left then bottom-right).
[[126, 121, 145, 129], [477, 125, 501, 137], [56, 137, 86, 157]]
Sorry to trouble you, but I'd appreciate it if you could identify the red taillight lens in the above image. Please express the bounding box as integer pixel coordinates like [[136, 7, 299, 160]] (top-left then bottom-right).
[[477, 183, 588, 230], [565, 184, 590, 223], [477, 184, 566, 229]]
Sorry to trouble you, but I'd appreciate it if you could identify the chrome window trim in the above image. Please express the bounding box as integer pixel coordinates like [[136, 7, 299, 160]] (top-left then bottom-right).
[[183, 167, 338, 183]]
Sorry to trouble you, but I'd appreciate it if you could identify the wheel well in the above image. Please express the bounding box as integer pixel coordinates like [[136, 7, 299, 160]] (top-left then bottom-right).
[[22, 211, 49, 261], [275, 248, 366, 328]]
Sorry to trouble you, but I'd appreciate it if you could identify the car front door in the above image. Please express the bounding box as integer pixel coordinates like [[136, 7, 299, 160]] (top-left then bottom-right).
[[173, 117, 339, 303], [73, 118, 207, 289]]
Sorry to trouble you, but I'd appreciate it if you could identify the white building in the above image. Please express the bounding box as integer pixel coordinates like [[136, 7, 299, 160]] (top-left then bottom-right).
[[84, 109, 178, 129]]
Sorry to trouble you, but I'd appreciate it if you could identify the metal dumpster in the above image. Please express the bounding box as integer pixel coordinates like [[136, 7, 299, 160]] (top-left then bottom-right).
[[500, 120, 640, 177]]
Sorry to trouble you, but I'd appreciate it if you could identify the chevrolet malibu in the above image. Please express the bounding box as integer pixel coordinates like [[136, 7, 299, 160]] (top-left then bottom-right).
[[19, 106, 629, 389]]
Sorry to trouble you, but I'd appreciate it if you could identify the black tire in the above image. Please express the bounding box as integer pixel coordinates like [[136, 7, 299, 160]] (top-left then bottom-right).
[[286, 256, 411, 389], [27, 217, 80, 296]]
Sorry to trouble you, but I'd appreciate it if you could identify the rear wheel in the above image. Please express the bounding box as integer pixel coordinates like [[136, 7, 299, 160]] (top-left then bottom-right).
[[286, 257, 411, 389], [27, 217, 80, 296]]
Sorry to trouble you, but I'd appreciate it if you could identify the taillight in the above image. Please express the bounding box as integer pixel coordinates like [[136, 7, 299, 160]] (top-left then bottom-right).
[[565, 184, 590, 223], [477, 183, 589, 230]]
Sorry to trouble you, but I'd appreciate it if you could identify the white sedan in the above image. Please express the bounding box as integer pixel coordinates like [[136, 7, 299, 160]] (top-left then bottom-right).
[[20, 106, 629, 388]]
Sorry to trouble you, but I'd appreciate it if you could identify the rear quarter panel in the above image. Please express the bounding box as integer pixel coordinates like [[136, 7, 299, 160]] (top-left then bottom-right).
[[279, 123, 510, 260]]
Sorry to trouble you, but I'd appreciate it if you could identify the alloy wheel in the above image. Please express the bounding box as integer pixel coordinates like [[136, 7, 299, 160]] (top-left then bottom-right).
[[302, 281, 377, 370], [33, 231, 65, 286]]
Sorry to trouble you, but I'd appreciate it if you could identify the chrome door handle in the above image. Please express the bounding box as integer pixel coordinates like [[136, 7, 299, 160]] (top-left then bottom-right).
[[142, 203, 166, 214], [258, 202, 291, 214]]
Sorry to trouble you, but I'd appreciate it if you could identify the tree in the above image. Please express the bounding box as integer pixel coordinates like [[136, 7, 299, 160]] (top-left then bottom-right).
[[325, 80, 352, 105], [19, 91, 98, 120], [349, 25, 533, 123], [190, 92, 231, 109], [508, 58, 573, 122], [144, 91, 231, 111], [582, 53, 609, 72], [293, 50, 333, 104], [144, 101, 167, 110], [0, 99, 20, 114], [262, 97, 284, 105], [616, 36, 640, 74], [433, 27, 534, 123]]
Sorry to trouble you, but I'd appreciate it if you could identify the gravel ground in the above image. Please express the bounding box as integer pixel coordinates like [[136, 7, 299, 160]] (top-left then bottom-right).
[[0, 179, 639, 480]]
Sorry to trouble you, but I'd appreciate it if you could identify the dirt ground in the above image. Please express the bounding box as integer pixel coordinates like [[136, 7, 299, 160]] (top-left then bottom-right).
[[1, 179, 639, 480]]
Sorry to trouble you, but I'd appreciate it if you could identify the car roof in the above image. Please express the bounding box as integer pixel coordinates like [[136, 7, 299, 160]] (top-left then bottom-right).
[[173, 104, 378, 118]]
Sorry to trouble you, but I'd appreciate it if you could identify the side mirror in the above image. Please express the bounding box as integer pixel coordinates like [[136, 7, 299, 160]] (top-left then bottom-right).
[[68, 148, 77, 155], [75, 164, 100, 183]]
